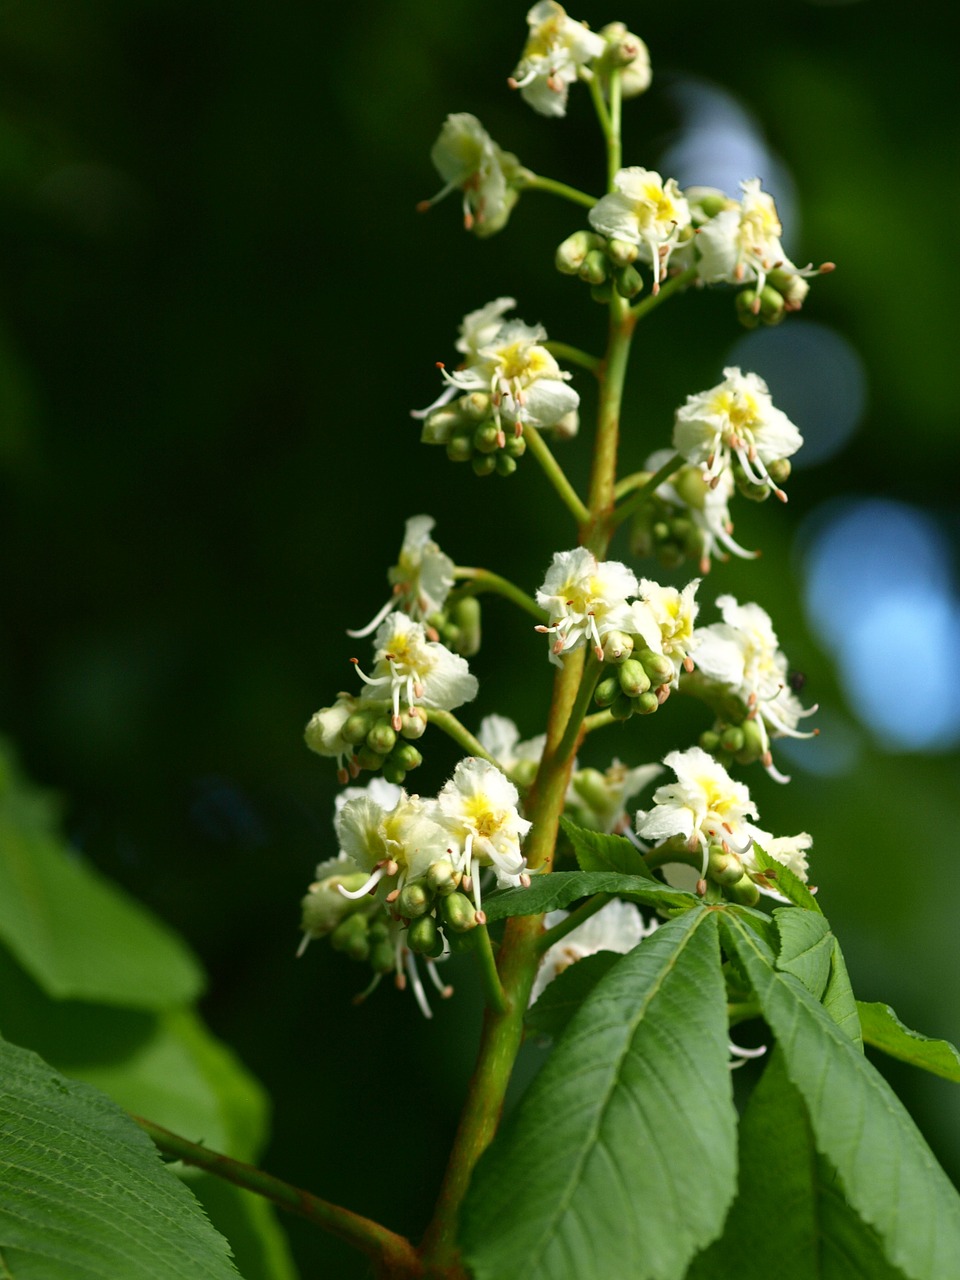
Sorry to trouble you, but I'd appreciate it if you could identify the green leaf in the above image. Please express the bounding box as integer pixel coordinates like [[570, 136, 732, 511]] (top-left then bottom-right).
[[858, 1002, 960, 1083], [0, 945, 267, 1160], [559, 816, 654, 877], [775, 909, 833, 1000], [482, 870, 696, 922], [721, 914, 960, 1280], [0, 1034, 239, 1279], [0, 747, 203, 1009], [192, 1179, 299, 1280], [751, 842, 823, 914], [461, 909, 737, 1280], [689, 1050, 906, 1279], [823, 939, 862, 1048], [525, 951, 620, 1039]]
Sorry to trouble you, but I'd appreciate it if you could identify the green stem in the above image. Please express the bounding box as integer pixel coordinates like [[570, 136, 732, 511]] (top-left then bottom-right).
[[728, 1000, 763, 1028], [535, 892, 611, 955], [524, 424, 590, 525], [554, 651, 603, 766], [451, 566, 545, 623], [583, 292, 635, 553], [544, 340, 602, 375], [613, 469, 651, 500], [581, 708, 614, 735], [519, 171, 597, 211], [473, 924, 507, 1014], [586, 74, 612, 170], [608, 451, 684, 531], [630, 264, 697, 320], [427, 709, 501, 768], [644, 845, 703, 874], [607, 70, 622, 186], [133, 1116, 419, 1276]]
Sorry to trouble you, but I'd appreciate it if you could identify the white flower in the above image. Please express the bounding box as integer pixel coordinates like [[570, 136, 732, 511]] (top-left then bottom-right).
[[635, 746, 759, 875], [354, 612, 478, 729], [437, 758, 532, 911], [566, 759, 662, 834], [695, 179, 786, 291], [348, 515, 455, 639], [304, 694, 360, 783], [635, 577, 701, 685], [478, 714, 546, 780], [442, 315, 579, 437], [530, 899, 656, 1004], [535, 548, 638, 665], [335, 787, 452, 898], [673, 366, 803, 501], [599, 23, 651, 98], [422, 114, 521, 236], [456, 297, 518, 362], [589, 168, 691, 292], [742, 829, 813, 883], [693, 595, 818, 780], [644, 448, 758, 573], [510, 1, 606, 118]]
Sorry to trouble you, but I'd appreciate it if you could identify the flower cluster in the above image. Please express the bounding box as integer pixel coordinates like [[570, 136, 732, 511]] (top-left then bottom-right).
[[298, 761, 532, 1016], [420, 115, 525, 238]]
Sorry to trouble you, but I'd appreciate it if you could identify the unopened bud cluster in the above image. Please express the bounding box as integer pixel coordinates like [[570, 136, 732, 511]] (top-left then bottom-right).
[[555, 229, 645, 302], [421, 390, 528, 478]]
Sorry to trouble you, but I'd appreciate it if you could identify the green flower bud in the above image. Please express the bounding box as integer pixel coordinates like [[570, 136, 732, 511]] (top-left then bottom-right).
[[380, 760, 406, 786], [591, 280, 614, 304], [707, 844, 744, 886], [724, 873, 760, 907], [503, 433, 527, 458], [614, 265, 643, 299], [720, 726, 745, 755], [496, 453, 518, 477], [441, 892, 478, 932], [618, 657, 651, 698], [594, 675, 621, 707], [449, 596, 482, 656], [459, 391, 492, 421], [767, 267, 810, 310], [699, 730, 721, 753], [610, 692, 634, 721], [370, 939, 396, 974], [427, 859, 460, 896], [342, 710, 376, 746], [473, 421, 501, 454], [758, 284, 786, 325], [602, 631, 634, 664], [673, 465, 710, 510], [739, 718, 765, 758], [555, 229, 604, 274], [735, 290, 761, 330], [330, 913, 370, 962], [446, 434, 474, 463], [472, 453, 497, 477], [407, 913, 444, 958], [571, 768, 612, 815], [392, 742, 423, 772], [511, 758, 539, 789], [698, 193, 731, 219], [356, 744, 386, 771], [301, 873, 370, 938], [420, 407, 460, 446], [366, 718, 397, 756], [766, 457, 791, 485], [732, 459, 771, 502], [399, 707, 428, 740], [605, 236, 639, 268], [635, 691, 660, 715], [397, 881, 432, 919], [639, 648, 675, 686], [579, 248, 608, 286]]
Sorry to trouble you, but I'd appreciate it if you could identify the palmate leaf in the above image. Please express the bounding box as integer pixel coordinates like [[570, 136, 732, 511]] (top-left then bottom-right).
[[0, 743, 203, 1009], [461, 909, 737, 1280], [482, 870, 696, 922], [750, 842, 823, 913], [773, 910, 862, 1047], [689, 1051, 906, 1280], [721, 914, 960, 1280], [0, 1034, 239, 1279], [858, 1001, 960, 1082], [524, 950, 620, 1039]]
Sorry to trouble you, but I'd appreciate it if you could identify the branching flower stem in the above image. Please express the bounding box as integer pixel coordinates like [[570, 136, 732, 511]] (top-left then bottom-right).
[[543, 340, 602, 375], [523, 424, 591, 525], [608, 451, 684, 531], [518, 171, 598, 210], [133, 1116, 420, 1278], [450, 566, 546, 623], [427, 710, 502, 769], [473, 924, 508, 1014]]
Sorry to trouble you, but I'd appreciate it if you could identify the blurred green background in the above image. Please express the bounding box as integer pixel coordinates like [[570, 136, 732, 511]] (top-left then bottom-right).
[[1, 1, 958, 1274]]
